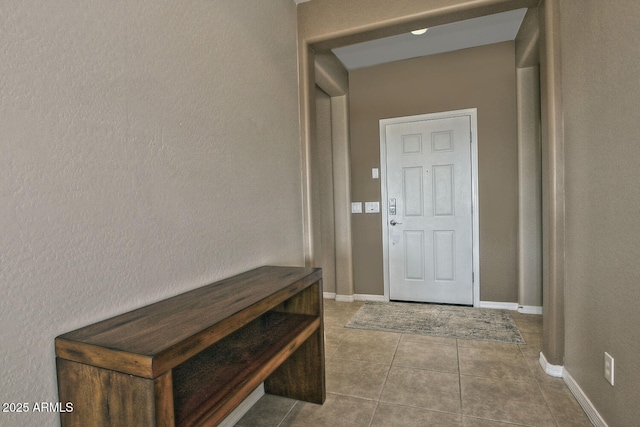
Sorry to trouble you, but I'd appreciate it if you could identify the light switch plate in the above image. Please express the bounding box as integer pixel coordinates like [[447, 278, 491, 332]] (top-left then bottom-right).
[[372, 168, 379, 179], [365, 201, 380, 213], [604, 352, 614, 386], [351, 202, 363, 214]]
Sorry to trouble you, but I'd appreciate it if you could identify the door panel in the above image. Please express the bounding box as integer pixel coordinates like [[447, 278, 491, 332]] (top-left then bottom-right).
[[384, 113, 474, 305], [403, 167, 424, 216], [404, 230, 425, 280], [433, 164, 454, 216], [434, 230, 455, 281]]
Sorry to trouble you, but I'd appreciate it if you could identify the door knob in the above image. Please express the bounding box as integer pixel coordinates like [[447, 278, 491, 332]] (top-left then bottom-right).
[[390, 220, 403, 226]]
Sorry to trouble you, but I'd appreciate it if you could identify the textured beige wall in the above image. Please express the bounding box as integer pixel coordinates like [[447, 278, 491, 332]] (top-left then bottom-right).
[[313, 54, 355, 298], [313, 87, 337, 294], [514, 7, 542, 310], [560, 1, 640, 424], [539, 0, 565, 367], [0, 1, 302, 426], [349, 42, 518, 301], [516, 66, 543, 308]]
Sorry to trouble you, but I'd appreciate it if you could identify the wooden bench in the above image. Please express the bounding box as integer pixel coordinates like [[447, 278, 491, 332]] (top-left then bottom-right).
[[55, 266, 325, 426]]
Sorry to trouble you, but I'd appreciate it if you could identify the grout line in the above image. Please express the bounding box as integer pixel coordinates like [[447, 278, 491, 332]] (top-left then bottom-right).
[[367, 401, 380, 427], [276, 400, 299, 427], [462, 415, 533, 426], [536, 376, 563, 427], [456, 338, 464, 416], [326, 391, 379, 402], [366, 333, 401, 427], [377, 333, 401, 397]]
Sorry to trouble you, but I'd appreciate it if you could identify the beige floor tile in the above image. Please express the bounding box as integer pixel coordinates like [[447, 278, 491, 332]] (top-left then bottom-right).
[[516, 322, 542, 340], [371, 402, 463, 426], [517, 345, 541, 360], [323, 299, 363, 315], [462, 416, 525, 426], [510, 313, 543, 334], [393, 339, 459, 373], [381, 366, 462, 414], [324, 315, 360, 330], [323, 299, 363, 312], [326, 358, 390, 400], [458, 345, 533, 382], [324, 326, 349, 347], [540, 384, 593, 426], [400, 333, 458, 347], [235, 394, 296, 427], [457, 340, 521, 350], [323, 300, 364, 329], [332, 328, 401, 365], [518, 340, 542, 359], [325, 342, 338, 361], [280, 393, 377, 427], [520, 331, 542, 349], [235, 302, 591, 427], [461, 375, 557, 426]]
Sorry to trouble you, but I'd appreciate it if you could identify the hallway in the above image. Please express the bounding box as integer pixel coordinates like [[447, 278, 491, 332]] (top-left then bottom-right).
[[237, 300, 591, 426]]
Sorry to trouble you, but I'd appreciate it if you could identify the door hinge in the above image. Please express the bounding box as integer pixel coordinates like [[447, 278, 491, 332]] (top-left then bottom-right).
[[472, 272, 475, 283]]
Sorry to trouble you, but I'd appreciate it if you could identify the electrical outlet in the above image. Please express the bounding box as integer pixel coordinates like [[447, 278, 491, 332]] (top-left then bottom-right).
[[604, 352, 615, 386]]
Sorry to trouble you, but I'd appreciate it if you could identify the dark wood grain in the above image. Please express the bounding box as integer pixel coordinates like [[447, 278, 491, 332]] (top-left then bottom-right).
[[55, 266, 325, 427], [57, 358, 156, 427], [56, 266, 322, 377], [265, 281, 326, 403], [155, 371, 176, 427]]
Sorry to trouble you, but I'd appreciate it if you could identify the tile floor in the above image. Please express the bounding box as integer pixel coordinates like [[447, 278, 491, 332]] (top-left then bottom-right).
[[236, 300, 592, 427]]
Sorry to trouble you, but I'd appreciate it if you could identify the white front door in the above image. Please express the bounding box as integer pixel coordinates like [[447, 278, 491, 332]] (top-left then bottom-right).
[[381, 110, 478, 305]]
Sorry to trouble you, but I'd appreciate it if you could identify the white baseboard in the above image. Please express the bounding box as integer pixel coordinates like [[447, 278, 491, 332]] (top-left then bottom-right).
[[518, 305, 543, 315], [478, 301, 519, 310], [219, 383, 264, 427], [335, 294, 355, 302], [325, 293, 386, 302], [539, 352, 564, 378], [354, 294, 386, 302], [563, 369, 608, 427]]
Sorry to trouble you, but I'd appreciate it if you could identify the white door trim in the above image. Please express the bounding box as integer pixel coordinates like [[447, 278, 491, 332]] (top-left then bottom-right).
[[380, 108, 480, 306]]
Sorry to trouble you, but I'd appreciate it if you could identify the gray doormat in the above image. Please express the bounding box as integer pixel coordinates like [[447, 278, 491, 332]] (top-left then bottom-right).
[[345, 301, 525, 344]]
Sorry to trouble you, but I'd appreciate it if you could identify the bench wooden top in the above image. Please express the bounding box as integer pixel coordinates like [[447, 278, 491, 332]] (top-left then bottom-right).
[[55, 266, 322, 377]]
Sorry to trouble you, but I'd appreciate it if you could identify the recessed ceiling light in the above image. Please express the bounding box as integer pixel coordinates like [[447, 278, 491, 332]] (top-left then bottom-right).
[[411, 28, 428, 35]]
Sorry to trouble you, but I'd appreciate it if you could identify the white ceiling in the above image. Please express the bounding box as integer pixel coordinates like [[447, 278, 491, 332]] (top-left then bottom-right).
[[316, 8, 527, 70]]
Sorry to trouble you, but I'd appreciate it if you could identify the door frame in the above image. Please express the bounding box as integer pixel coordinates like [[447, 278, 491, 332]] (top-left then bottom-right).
[[380, 108, 480, 306], [298, 0, 566, 366]]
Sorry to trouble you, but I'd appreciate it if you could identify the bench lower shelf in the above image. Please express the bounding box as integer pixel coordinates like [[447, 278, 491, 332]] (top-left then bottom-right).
[[173, 311, 320, 426]]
